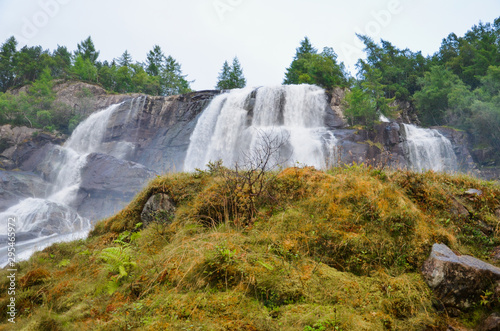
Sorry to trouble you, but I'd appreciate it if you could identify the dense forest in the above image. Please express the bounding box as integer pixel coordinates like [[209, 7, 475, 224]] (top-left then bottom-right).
[[282, 19, 500, 162], [0, 17, 499, 161]]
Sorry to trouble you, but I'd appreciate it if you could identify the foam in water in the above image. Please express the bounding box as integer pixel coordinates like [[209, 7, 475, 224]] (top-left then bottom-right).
[[402, 124, 458, 172], [184, 85, 337, 170], [0, 100, 142, 267]]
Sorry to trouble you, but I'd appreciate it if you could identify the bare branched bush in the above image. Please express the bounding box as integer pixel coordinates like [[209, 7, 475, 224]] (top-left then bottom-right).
[[197, 129, 291, 227]]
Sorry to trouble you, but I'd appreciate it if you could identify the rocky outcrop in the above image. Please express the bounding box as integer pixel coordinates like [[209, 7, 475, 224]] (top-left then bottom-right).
[[99, 90, 220, 172], [332, 122, 479, 174], [0, 125, 65, 170], [392, 100, 420, 125], [334, 122, 409, 169], [140, 193, 176, 226], [0, 171, 50, 212], [477, 167, 500, 182], [53, 81, 141, 117], [422, 243, 500, 310], [326, 87, 347, 129], [74, 153, 157, 221]]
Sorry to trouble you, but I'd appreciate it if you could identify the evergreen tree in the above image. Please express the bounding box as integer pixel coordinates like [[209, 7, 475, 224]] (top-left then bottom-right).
[[72, 54, 98, 83], [98, 61, 117, 91], [12, 45, 52, 86], [160, 55, 191, 96], [215, 60, 231, 90], [118, 50, 132, 67], [215, 57, 246, 90], [0, 36, 17, 92], [414, 65, 468, 126], [294, 36, 317, 59], [356, 35, 428, 100], [229, 57, 246, 88], [146, 45, 165, 76], [51, 45, 72, 78], [75, 36, 99, 64]]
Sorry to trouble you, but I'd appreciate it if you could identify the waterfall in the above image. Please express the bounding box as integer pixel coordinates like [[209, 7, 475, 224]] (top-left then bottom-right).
[[0, 99, 144, 267], [402, 124, 458, 172], [184, 85, 337, 171]]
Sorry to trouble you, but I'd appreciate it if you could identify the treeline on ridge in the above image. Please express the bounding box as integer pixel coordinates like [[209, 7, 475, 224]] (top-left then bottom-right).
[[0, 17, 499, 163]]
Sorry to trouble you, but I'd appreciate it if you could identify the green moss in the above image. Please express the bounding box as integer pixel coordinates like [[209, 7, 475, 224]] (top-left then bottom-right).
[[360, 139, 384, 151]]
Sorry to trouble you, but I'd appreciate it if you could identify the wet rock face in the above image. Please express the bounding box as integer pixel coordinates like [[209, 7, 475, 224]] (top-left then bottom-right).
[[140, 193, 176, 226], [325, 87, 347, 129], [53, 81, 141, 117], [0, 171, 50, 212], [434, 126, 478, 173], [96, 91, 220, 173], [334, 123, 408, 169], [74, 153, 157, 221], [422, 243, 500, 310], [0, 125, 66, 171]]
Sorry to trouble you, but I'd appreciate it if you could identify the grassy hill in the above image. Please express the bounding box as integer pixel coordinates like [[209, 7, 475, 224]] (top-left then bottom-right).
[[1, 165, 500, 330]]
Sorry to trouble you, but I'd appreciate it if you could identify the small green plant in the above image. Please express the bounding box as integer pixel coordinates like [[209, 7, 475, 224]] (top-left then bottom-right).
[[480, 289, 493, 306], [304, 320, 342, 331], [57, 259, 71, 268], [99, 242, 137, 294], [203, 242, 241, 290]]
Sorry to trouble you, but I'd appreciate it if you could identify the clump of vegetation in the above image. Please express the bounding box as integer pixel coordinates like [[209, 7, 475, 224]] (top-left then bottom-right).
[[2, 165, 499, 330]]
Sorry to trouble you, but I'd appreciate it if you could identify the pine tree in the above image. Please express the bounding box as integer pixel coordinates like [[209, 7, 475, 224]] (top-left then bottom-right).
[[229, 57, 246, 88], [294, 36, 317, 59], [215, 60, 231, 90], [0, 36, 17, 92], [75, 36, 99, 64], [160, 55, 191, 96], [51, 45, 72, 79], [146, 45, 165, 76], [216, 57, 246, 90], [118, 50, 132, 67]]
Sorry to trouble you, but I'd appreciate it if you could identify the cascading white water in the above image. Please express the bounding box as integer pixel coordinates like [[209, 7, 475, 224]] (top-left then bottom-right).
[[184, 85, 337, 170], [0, 100, 143, 267], [403, 124, 458, 172]]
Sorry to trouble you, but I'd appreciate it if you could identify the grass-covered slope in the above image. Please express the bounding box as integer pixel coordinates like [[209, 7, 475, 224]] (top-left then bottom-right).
[[1, 165, 500, 330]]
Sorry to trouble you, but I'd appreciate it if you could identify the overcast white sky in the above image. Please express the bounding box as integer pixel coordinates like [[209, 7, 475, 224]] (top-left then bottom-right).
[[1, 0, 499, 91]]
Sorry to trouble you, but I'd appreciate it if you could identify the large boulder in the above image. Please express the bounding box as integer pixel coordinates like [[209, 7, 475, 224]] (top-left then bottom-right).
[[75, 153, 157, 221], [140, 193, 176, 226], [422, 243, 500, 310]]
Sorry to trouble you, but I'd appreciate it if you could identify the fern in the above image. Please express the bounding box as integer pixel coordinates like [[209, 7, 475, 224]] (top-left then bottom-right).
[[99, 245, 136, 293]]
